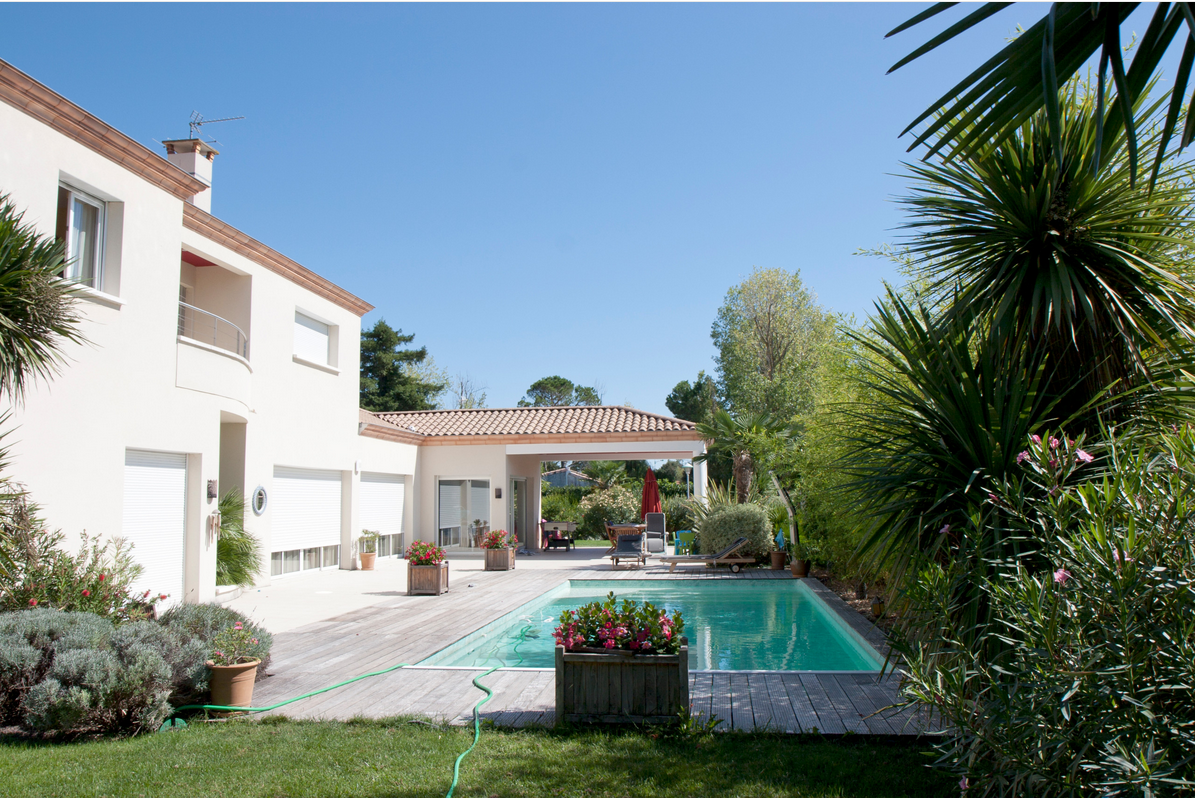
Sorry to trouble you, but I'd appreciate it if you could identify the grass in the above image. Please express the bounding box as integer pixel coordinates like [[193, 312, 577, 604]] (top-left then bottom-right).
[[0, 717, 953, 798], [574, 539, 612, 547]]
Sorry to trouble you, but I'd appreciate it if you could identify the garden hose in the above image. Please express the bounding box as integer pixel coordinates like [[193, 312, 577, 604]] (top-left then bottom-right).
[[163, 623, 543, 798]]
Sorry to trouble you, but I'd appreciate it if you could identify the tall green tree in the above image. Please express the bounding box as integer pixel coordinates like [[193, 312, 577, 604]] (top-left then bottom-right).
[[711, 268, 837, 420], [665, 371, 718, 423], [517, 376, 602, 407], [888, 3, 1195, 187], [359, 319, 447, 412]]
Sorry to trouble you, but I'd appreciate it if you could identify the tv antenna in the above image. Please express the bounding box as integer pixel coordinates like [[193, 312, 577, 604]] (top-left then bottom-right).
[[189, 111, 244, 139]]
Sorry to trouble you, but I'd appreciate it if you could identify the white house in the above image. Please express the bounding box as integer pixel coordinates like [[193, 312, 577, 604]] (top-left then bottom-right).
[[0, 58, 705, 606]]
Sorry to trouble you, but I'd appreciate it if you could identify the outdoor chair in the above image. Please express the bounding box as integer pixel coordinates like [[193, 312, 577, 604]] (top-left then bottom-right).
[[609, 534, 648, 569], [658, 536, 754, 573], [643, 512, 666, 553], [674, 531, 695, 555]]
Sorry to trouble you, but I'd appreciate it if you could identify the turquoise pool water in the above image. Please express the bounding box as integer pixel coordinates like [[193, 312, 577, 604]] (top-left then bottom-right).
[[417, 580, 884, 671]]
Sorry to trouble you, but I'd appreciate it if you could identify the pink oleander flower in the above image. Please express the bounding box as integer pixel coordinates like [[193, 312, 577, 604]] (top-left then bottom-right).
[[939, 523, 951, 535], [1016, 451, 1030, 464], [960, 777, 969, 792], [234, 622, 243, 630], [1053, 569, 1071, 585], [1075, 450, 1093, 464], [1050, 437, 1060, 449], [1048, 459, 1058, 469], [1030, 434, 1041, 444]]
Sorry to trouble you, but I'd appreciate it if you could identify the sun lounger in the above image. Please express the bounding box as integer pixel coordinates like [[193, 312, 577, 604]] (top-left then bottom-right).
[[609, 534, 648, 568], [658, 536, 754, 573]]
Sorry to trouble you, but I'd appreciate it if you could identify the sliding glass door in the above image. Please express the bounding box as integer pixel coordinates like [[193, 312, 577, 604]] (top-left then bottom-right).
[[437, 478, 491, 548]]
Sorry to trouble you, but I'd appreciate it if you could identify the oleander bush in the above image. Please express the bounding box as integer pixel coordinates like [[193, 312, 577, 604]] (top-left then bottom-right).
[[0, 490, 161, 621], [157, 603, 272, 693], [695, 502, 770, 560], [576, 485, 640, 539], [661, 494, 696, 535], [898, 429, 1195, 795], [0, 608, 203, 735]]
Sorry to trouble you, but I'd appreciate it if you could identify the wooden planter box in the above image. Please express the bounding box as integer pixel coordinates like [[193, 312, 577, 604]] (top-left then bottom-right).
[[408, 561, 449, 595], [484, 547, 516, 571], [555, 638, 688, 725]]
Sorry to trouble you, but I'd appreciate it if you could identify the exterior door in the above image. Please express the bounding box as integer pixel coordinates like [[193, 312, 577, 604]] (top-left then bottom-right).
[[122, 449, 187, 606]]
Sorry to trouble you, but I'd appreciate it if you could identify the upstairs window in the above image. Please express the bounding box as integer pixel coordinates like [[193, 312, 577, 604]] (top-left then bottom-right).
[[294, 311, 331, 366], [56, 185, 106, 289]]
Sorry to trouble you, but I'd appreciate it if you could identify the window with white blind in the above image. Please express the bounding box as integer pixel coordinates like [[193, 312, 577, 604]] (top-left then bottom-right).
[[294, 311, 335, 367], [436, 478, 490, 548]]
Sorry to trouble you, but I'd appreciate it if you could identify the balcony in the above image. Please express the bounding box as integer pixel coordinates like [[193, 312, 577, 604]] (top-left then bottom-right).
[[178, 302, 249, 360], [176, 301, 251, 407]]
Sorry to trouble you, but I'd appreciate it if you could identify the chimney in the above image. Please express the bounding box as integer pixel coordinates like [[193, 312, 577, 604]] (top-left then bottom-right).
[[162, 139, 217, 213]]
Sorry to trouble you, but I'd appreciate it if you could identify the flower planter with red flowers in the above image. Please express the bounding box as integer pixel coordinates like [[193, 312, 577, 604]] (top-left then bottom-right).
[[406, 540, 449, 595], [553, 592, 688, 725], [480, 529, 516, 571]]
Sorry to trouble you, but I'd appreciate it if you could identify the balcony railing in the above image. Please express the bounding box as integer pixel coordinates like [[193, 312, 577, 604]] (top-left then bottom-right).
[[177, 302, 249, 360]]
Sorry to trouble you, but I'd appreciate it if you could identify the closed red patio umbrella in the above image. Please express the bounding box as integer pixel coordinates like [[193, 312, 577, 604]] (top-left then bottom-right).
[[640, 468, 662, 519]]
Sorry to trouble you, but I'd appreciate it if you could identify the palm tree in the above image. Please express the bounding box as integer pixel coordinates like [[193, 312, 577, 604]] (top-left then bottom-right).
[[695, 409, 797, 504], [0, 193, 83, 401], [898, 81, 1195, 426], [888, 3, 1195, 187]]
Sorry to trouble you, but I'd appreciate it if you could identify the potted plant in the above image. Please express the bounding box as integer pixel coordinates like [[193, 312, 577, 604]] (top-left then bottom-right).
[[480, 528, 516, 571], [406, 540, 448, 595], [358, 530, 380, 571], [206, 620, 262, 710], [554, 592, 688, 725], [768, 505, 789, 570], [790, 541, 810, 578]]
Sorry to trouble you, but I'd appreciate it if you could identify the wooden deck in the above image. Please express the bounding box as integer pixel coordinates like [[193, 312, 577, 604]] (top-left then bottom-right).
[[248, 553, 936, 735]]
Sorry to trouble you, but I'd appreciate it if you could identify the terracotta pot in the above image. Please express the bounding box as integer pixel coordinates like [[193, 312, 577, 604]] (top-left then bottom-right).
[[769, 551, 786, 570], [359, 551, 377, 571], [207, 657, 260, 709], [871, 597, 886, 618], [790, 559, 809, 578]]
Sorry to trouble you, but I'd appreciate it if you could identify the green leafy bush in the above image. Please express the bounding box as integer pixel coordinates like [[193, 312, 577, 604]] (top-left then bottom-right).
[[661, 494, 695, 535], [576, 486, 640, 539], [695, 503, 770, 560], [0, 492, 161, 621], [0, 608, 201, 735], [540, 490, 582, 525], [157, 603, 272, 692], [899, 429, 1195, 795]]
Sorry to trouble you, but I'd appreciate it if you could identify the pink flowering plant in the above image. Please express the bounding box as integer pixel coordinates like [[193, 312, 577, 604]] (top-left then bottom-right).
[[405, 540, 446, 566], [479, 529, 515, 549], [554, 591, 683, 655], [208, 620, 262, 666]]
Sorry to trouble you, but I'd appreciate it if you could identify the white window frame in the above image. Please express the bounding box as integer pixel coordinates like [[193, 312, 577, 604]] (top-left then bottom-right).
[[60, 184, 106, 289], [293, 309, 339, 372]]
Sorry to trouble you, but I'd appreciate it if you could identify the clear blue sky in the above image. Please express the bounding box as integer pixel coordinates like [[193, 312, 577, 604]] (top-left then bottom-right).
[[0, 3, 1163, 414]]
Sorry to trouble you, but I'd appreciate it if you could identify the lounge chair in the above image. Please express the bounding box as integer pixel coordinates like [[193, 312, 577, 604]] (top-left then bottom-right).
[[609, 534, 648, 569], [644, 512, 666, 553], [658, 536, 753, 573]]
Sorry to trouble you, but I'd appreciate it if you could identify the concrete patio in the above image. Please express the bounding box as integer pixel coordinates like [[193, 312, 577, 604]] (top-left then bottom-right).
[[227, 547, 936, 735]]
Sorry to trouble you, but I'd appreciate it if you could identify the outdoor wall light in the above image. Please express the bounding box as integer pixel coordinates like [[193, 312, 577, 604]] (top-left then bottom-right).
[[207, 479, 218, 500], [495, 487, 502, 499]]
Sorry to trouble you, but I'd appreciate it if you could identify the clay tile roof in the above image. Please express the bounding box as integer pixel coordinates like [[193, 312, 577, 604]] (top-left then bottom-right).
[[369, 406, 697, 438]]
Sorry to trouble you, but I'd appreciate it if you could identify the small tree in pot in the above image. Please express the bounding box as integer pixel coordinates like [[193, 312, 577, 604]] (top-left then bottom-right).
[[358, 530, 380, 571]]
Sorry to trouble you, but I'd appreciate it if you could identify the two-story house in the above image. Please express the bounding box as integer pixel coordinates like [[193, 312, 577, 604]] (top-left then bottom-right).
[[0, 58, 708, 607]]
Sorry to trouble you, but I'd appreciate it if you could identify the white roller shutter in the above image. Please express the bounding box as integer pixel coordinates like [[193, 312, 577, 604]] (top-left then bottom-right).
[[360, 473, 404, 536], [294, 313, 330, 364], [469, 481, 490, 524], [272, 467, 342, 550], [438, 481, 461, 529], [122, 450, 186, 606]]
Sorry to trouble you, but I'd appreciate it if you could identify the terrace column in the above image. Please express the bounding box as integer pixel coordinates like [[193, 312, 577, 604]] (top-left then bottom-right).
[[692, 458, 707, 501]]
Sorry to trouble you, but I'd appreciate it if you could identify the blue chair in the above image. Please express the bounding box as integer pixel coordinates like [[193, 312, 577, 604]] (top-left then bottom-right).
[[675, 531, 695, 555]]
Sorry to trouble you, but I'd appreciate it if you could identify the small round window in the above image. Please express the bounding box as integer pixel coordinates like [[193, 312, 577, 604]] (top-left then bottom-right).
[[251, 485, 268, 516]]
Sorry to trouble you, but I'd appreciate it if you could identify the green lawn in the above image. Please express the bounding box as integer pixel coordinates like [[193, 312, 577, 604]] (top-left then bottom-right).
[[573, 539, 611, 547], [0, 717, 952, 798]]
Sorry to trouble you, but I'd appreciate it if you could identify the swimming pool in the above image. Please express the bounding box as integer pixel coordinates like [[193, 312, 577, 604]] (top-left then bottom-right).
[[417, 580, 884, 671]]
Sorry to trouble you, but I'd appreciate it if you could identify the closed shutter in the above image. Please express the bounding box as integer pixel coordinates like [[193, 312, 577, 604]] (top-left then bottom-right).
[[468, 481, 490, 525], [294, 313, 329, 364], [438, 480, 462, 529], [272, 467, 342, 550], [360, 473, 404, 536], [122, 450, 186, 606]]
